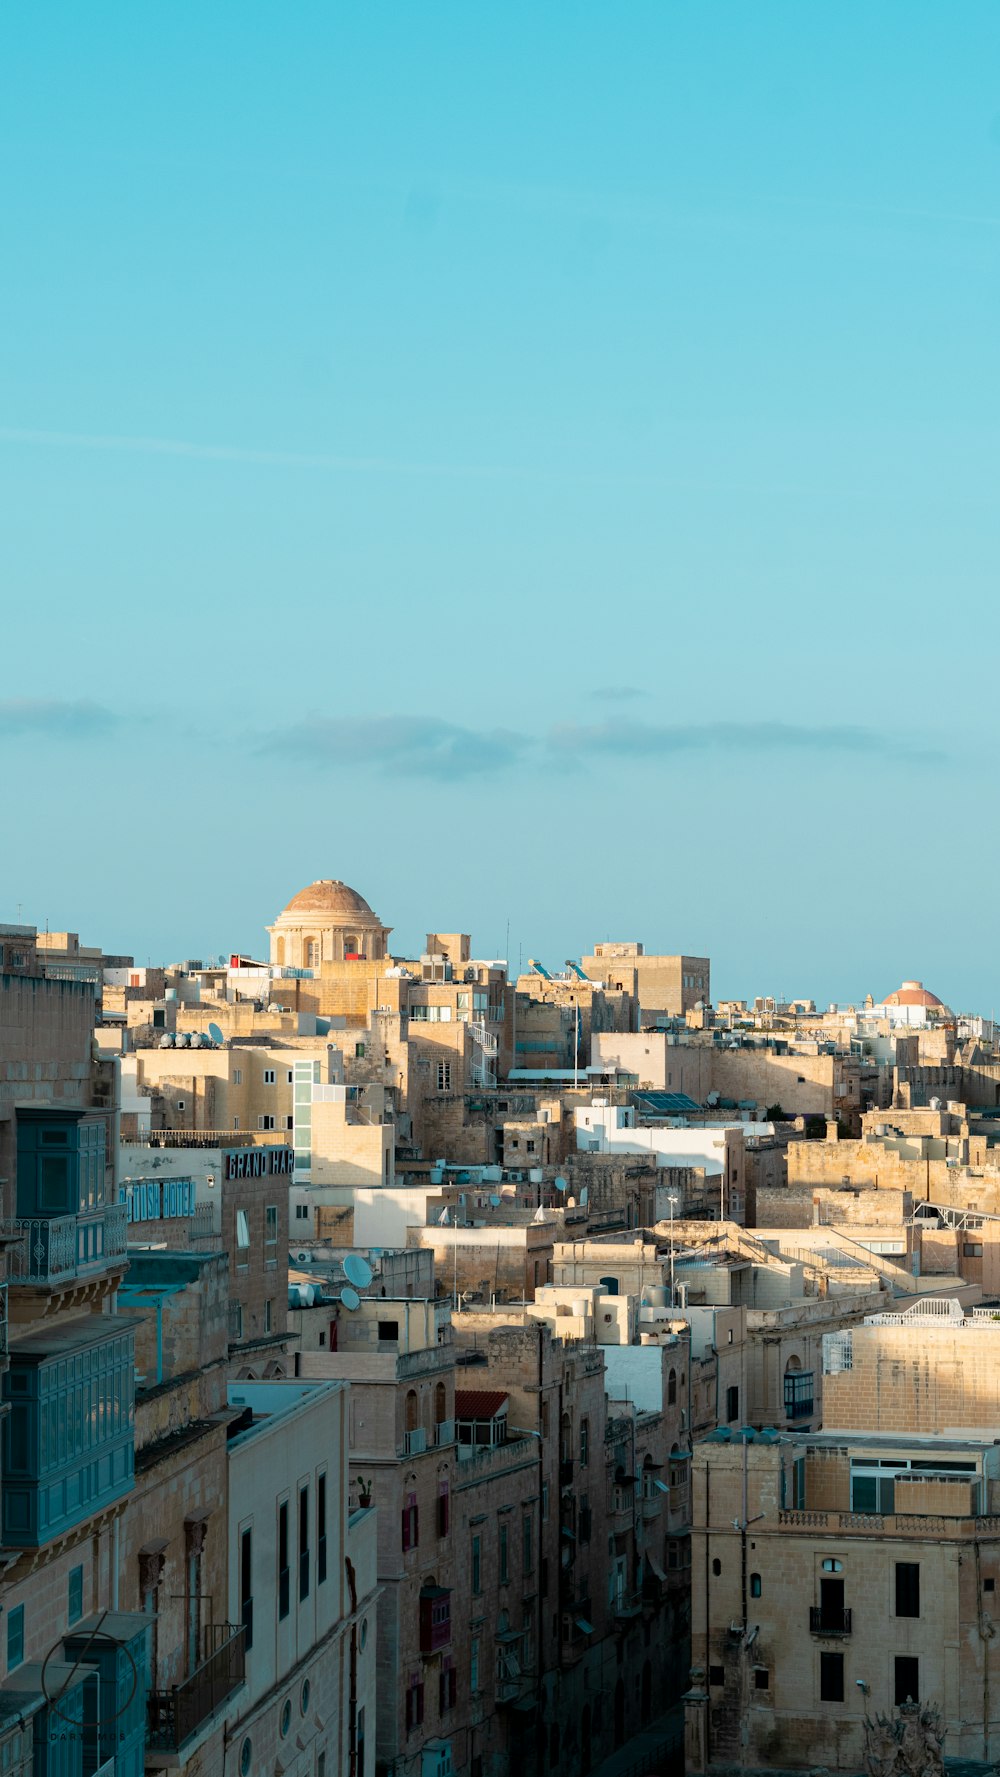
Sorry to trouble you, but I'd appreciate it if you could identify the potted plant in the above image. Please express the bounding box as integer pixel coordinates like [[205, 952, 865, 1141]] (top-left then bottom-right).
[[356, 1476, 373, 1508]]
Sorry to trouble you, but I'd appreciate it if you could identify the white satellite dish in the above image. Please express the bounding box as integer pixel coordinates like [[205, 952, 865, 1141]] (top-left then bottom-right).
[[208, 1022, 224, 1045], [489, 1194, 501, 1208], [343, 1254, 373, 1289], [340, 1286, 361, 1311], [554, 1177, 567, 1194]]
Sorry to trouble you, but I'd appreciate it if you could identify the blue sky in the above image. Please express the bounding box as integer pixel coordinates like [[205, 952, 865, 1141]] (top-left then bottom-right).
[[1, 4, 997, 1010]]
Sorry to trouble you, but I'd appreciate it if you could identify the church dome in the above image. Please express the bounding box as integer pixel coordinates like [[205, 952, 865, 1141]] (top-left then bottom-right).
[[280, 879, 377, 922], [267, 878, 391, 968], [880, 980, 944, 1009]]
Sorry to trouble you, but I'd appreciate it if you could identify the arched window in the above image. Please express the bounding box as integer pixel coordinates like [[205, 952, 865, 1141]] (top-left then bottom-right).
[[712, 1557, 722, 1577], [305, 938, 319, 968], [405, 1390, 418, 1433], [668, 1368, 677, 1405], [344, 934, 360, 958], [750, 1572, 762, 1598]]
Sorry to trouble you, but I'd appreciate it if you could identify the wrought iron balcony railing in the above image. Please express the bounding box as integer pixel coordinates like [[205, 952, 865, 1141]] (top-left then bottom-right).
[[3, 1204, 128, 1287], [146, 1624, 245, 1751], [809, 1606, 852, 1635]]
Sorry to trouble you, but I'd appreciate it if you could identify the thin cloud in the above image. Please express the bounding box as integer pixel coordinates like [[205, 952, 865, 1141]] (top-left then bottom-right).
[[260, 716, 530, 780], [0, 699, 118, 740], [547, 719, 945, 764], [0, 426, 525, 483]]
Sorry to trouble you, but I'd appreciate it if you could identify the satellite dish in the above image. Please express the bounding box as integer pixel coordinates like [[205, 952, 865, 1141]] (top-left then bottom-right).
[[554, 1176, 567, 1194], [344, 1254, 373, 1289], [489, 1194, 501, 1208], [340, 1286, 361, 1311]]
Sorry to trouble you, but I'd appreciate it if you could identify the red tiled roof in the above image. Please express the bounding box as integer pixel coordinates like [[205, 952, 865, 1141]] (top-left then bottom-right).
[[454, 1389, 509, 1421]]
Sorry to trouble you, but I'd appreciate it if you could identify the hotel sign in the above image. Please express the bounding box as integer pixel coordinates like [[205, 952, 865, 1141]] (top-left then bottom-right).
[[224, 1147, 295, 1181], [122, 1177, 197, 1223]]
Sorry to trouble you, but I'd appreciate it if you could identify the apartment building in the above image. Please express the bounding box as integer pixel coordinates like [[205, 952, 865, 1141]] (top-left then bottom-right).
[[296, 1295, 458, 1773]]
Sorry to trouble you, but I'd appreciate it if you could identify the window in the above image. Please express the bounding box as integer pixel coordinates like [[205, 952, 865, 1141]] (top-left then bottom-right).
[[526, 1139, 536, 1153], [580, 1418, 589, 1467], [712, 1558, 722, 1577], [986, 1578, 996, 1593], [7, 1605, 23, 1671], [668, 1369, 677, 1405], [318, 1472, 328, 1584], [240, 1528, 254, 1651], [299, 1486, 310, 1601], [499, 1524, 509, 1584], [437, 1483, 450, 1538], [437, 1061, 452, 1092], [439, 1659, 457, 1712], [895, 1656, 919, 1706], [378, 1320, 399, 1342], [523, 1514, 534, 1574], [265, 1299, 273, 1334], [726, 1386, 739, 1423], [754, 1668, 769, 1690], [750, 1573, 762, 1598], [896, 1563, 920, 1618], [176, 1099, 186, 1111], [258, 1115, 276, 1130], [964, 1242, 984, 1257], [265, 1205, 278, 1264], [355, 1043, 366, 1059], [402, 1493, 419, 1552], [287, 1070, 294, 1084], [235, 1209, 251, 1256], [709, 1665, 724, 1686], [68, 1565, 83, 1625], [264, 1069, 276, 1085], [232, 1302, 243, 1340], [820, 1652, 844, 1703], [821, 1558, 843, 1573], [286, 1114, 294, 1130], [472, 1534, 482, 1595], [470, 1637, 480, 1693], [278, 1501, 290, 1619], [233, 1069, 243, 1086], [405, 1678, 424, 1732], [295, 1203, 308, 1220]]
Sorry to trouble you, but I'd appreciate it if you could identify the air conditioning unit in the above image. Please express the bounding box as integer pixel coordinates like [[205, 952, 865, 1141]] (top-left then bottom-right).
[[296, 1252, 311, 1264]]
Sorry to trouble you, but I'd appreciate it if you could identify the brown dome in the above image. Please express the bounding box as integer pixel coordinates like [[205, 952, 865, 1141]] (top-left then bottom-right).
[[280, 879, 377, 922], [880, 979, 944, 1009]]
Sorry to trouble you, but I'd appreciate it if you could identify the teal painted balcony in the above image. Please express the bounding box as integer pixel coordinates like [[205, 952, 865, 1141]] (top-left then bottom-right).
[[3, 1204, 128, 1288], [2, 1317, 136, 1546]]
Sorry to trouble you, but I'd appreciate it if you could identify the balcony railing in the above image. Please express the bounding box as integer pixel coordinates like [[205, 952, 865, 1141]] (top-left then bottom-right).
[[147, 1623, 245, 1751], [404, 1427, 428, 1456], [434, 1419, 455, 1447], [3, 1204, 128, 1287], [809, 1607, 852, 1635]]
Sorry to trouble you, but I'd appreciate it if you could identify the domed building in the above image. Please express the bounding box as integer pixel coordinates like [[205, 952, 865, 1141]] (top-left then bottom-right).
[[879, 980, 944, 1010], [267, 879, 392, 969]]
